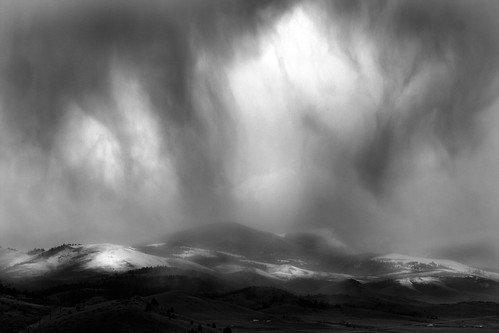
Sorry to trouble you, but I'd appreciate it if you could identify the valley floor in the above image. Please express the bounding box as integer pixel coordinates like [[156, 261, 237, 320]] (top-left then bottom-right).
[[3, 290, 499, 333]]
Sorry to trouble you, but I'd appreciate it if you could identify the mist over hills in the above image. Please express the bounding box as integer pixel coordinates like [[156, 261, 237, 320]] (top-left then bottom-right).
[[2, 0, 499, 331], [2, 222, 499, 332], [0, 222, 499, 332], [2, 222, 499, 297], [2, 0, 499, 272], [144, 221, 303, 260]]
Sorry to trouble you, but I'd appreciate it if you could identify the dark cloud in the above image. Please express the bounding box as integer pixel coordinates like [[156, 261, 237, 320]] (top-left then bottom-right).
[[1, 0, 499, 269], [0, 0, 294, 247], [313, 0, 499, 194]]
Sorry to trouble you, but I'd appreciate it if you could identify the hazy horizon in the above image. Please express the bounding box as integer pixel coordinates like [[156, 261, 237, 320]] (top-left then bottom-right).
[[1, 0, 499, 270]]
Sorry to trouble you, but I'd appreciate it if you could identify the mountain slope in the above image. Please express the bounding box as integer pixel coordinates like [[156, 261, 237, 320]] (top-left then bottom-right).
[[0, 244, 205, 282], [138, 222, 354, 282], [371, 253, 499, 281], [3, 223, 499, 303], [144, 222, 302, 262], [0, 247, 31, 268]]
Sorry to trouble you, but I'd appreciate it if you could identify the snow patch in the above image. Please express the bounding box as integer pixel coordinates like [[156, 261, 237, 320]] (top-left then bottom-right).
[[83, 244, 169, 271], [375, 253, 471, 273], [265, 263, 351, 281], [174, 247, 217, 259], [397, 278, 417, 290], [145, 243, 166, 247]]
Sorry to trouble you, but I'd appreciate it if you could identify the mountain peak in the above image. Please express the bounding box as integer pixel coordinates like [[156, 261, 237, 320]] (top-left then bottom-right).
[[179, 221, 258, 233], [154, 221, 298, 262]]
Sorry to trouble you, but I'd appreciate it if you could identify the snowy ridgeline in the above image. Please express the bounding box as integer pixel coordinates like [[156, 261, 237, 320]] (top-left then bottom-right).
[[1, 245, 498, 284]]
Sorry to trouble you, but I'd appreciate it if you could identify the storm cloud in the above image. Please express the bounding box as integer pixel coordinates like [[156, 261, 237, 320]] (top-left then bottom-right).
[[1, 0, 499, 269]]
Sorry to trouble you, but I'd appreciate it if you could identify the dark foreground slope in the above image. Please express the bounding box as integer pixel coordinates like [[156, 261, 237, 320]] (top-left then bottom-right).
[[2, 268, 499, 333]]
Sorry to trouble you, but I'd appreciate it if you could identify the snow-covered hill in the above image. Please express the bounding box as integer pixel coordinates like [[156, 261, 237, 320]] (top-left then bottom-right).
[[0, 242, 350, 283], [154, 244, 351, 281], [372, 253, 499, 279], [142, 222, 304, 263], [373, 253, 471, 273], [367, 253, 499, 295], [2, 224, 498, 297], [0, 243, 206, 280]]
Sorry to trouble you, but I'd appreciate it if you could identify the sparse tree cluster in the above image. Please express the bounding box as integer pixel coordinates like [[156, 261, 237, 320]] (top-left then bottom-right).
[[296, 297, 328, 310], [166, 306, 176, 319], [186, 322, 231, 333], [27, 248, 45, 255]]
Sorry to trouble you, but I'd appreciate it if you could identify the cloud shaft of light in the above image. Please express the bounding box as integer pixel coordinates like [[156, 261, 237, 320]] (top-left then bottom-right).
[[1, 0, 499, 269]]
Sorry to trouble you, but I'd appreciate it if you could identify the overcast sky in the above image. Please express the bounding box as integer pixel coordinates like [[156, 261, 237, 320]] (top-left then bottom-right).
[[1, 0, 499, 270]]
